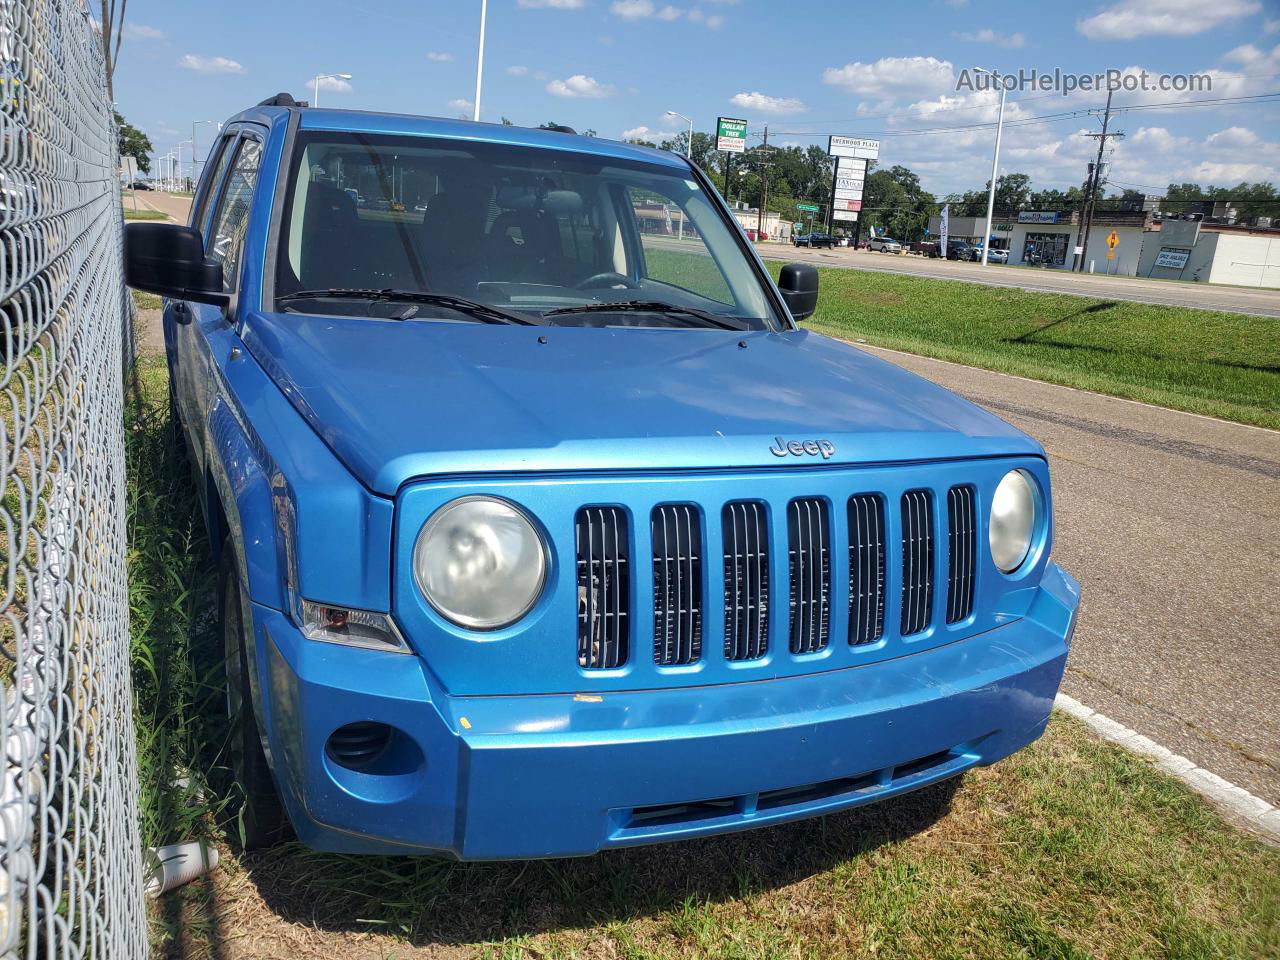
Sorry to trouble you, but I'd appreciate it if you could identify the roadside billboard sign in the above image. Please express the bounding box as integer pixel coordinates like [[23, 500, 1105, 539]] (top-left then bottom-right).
[[716, 117, 748, 154], [1154, 247, 1190, 269], [832, 197, 861, 211], [834, 176, 863, 192], [1018, 211, 1059, 224], [836, 157, 867, 175], [834, 187, 863, 202], [828, 136, 880, 160], [832, 209, 859, 221]]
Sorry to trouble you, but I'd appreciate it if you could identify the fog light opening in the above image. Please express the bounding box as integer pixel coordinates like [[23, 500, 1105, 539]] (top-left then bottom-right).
[[325, 721, 394, 771]]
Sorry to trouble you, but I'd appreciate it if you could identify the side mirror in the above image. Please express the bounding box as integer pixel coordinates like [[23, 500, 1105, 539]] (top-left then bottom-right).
[[778, 262, 819, 321], [124, 222, 228, 307]]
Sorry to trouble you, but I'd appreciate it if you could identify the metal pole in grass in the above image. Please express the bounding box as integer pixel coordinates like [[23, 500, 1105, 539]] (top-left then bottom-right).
[[974, 66, 1007, 268], [473, 0, 487, 122]]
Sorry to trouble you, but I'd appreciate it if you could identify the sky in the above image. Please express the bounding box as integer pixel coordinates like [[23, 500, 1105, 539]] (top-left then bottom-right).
[[112, 0, 1280, 198]]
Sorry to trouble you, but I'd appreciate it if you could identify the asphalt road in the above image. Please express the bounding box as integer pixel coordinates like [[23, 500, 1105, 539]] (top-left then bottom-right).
[[130, 189, 192, 221], [775, 244, 1280, 318], [857, 344, 1280, 805]]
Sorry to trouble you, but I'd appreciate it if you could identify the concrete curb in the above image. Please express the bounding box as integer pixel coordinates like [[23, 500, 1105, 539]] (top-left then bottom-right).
[[1054, 693, 1279, 841]]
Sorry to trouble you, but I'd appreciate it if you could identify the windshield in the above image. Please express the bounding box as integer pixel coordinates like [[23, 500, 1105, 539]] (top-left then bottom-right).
[[274, 131, 781, 330]]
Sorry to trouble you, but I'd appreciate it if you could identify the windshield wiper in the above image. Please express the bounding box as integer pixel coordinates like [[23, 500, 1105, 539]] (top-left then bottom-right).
[[543, 300, 750, 330], [277, 288, 540, 326]]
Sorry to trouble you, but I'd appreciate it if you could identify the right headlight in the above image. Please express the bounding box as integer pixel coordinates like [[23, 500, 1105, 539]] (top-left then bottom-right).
[[413, 496, 547, 630], [989, 470, 1037, 573]]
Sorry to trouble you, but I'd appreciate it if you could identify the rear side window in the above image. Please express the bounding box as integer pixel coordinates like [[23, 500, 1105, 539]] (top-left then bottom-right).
[[190, 135, 234, 232], [207, 137, 262, 291]]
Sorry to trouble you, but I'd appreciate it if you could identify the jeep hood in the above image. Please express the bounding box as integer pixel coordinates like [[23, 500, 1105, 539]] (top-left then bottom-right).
[[243, 311, 1041, 496]]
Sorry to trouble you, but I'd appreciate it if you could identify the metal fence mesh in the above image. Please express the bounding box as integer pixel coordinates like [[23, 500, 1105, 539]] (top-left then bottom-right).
[[0, 0, 146, 956]]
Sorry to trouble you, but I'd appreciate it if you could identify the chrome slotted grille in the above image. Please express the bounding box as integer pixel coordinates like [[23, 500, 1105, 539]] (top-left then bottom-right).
[[722, 501, 770, 661], [946, 485, 977, 624], [652, 504, 703, 666], [576, 507, 630, 668], [847, 494, 886, 645], [787, 498, 831, 654], [900, 490, 935, 636]]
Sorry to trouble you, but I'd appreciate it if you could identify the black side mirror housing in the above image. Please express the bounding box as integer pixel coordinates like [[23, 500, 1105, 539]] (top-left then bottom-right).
[[124, 222, 228, 307], [778, 262, 819, 321]]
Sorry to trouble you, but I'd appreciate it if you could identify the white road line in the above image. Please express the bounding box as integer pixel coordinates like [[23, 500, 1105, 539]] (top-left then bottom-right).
[[852, 341, 1280, 435], [1054, 693, 1279, 840]]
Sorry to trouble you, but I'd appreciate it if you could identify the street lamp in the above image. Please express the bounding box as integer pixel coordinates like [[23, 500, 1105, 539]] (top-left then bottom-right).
[[473, 0, 488, 122], [312, 72, 352, 107], [176, 140, 192, 192], [664, 111, 694, 241], [192, 120, 219, 184], [975, 66, 1008, 267], [664, 110, 693, 159]]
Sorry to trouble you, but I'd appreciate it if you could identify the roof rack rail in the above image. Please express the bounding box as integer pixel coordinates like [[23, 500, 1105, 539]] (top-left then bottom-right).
[[543, 123, 577, 135], [258, 92, 307, 108]]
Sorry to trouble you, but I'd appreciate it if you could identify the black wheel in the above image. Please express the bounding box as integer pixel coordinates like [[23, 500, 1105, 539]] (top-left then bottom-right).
[[222, 546, 290, 849]]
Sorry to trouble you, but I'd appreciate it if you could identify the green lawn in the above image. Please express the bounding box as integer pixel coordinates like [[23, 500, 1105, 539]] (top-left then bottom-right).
[[126, 356, 1279, 959], [123, 207, 169, 221], [766, 264, 1280, 430]]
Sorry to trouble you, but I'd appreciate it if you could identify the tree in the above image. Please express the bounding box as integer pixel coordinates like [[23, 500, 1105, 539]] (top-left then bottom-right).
[[863, 165, 937, 242], [115, 111, 152, 174]]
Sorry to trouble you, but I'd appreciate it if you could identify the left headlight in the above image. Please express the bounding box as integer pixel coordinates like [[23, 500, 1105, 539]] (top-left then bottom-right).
[[413, 496, 547, 630], [989, 469, 1038, 574]]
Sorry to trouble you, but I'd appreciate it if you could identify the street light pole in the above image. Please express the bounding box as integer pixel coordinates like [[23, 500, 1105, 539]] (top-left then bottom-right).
[[664, 110, 694, 241], [976, 67, 1007, 267], [312, 72, 353, 107], [192, 120, 217, 185], [473, 0, 487, 121]]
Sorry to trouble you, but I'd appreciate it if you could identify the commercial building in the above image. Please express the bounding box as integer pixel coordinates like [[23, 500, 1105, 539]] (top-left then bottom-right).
[[1137, 219, 1280, 287]]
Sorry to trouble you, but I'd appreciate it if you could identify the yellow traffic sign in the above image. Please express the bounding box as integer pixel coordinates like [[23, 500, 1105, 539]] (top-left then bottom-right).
[[1106, 230, 1119, 250]]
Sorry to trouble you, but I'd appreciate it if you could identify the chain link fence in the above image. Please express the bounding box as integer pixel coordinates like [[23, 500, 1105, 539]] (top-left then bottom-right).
[[0, 0, 146, 956]]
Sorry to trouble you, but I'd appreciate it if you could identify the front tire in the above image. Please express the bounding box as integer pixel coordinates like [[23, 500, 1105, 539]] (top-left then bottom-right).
[[222, 546, 290, 849]]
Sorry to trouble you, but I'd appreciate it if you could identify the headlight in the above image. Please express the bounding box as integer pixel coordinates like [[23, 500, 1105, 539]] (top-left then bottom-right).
[[989, 470, 1037, 573], [414, 496, 547, 629]]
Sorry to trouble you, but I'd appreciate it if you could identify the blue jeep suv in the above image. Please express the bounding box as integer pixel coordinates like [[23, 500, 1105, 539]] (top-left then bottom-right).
[[124, 99, 1079, 859]]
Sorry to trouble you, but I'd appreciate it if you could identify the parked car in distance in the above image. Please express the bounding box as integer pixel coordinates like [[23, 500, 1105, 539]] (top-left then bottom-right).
[[945, 240, 972, 261], [867, 236, 902, 253], [969, 245, 1009, 264], [130, 180, 153, 190], [124, 98, 1078, 860], [794, 233, 836, 248]]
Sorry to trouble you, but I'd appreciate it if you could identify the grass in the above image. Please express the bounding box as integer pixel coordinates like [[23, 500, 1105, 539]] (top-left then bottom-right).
[[124, 207, 170, 221], [765, 265, 1280, 430], [132, 289, 163, 310], [127, 356, 1280, 958]]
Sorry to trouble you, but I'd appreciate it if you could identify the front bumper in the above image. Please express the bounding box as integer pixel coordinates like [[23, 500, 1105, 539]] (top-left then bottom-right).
[[254, 563, 1078, 860]]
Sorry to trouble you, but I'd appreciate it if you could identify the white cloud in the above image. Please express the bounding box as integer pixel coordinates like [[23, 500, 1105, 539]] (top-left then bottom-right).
[[955, 28, 1025, 48], [657, 4, 684, 19], [546, 74, 616, 98], [823, 56, 956, 107], [1078, 0, 1260, 39], [705, 13, 725, 28], [517, 0, 586, 6], [943, 0, 968, 6], [729, 91, 806, 114], [312, 74, 352, 94], [426, 51, 453, 62], [1205, 125, 1260, 149], [507, 64, 530, 76], [448, 98, 474, 113], [124, 23, 164, 40], [622, 124, 675, 141], [611, 0, 654, 16], [178, 54, 245, 75], [1266, 18, 1280, 34]]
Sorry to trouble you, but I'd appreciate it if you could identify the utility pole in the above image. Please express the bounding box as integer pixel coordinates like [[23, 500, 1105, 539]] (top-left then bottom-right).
[[473, 0, 487, 121], [756, 124, 769, 240], [1073, 88, 1123, 272]]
